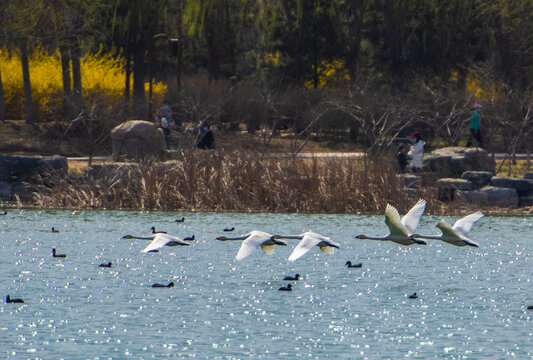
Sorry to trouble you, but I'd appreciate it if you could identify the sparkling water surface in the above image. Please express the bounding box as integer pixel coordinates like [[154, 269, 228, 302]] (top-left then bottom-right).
[[1, 210, 533, 359]]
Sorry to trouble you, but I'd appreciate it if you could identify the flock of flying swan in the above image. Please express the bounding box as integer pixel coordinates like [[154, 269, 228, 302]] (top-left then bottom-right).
[[119, 199, 484, 262], [5, 202, 487, 302]]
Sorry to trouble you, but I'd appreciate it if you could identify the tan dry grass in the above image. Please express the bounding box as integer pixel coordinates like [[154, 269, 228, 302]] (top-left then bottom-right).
[[33, 150, 434, 214]]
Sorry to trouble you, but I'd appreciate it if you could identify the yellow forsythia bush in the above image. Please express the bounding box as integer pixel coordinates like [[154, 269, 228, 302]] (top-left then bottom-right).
[[0, 47, 166, 121]]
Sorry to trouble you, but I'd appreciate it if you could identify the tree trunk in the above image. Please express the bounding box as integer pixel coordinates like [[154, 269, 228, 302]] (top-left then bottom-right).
[[71, 39, 82, 115], [59, 45, 72, 121], [177, 0, 183, 93], [205, 3, 227, 83], [380, 0, 407, 89], [124, 33, 132, 115], [132, 42, 148, 119], [346, 0, 366, 87], [0, 65, 5, 121], [20, 42, 35, 124]]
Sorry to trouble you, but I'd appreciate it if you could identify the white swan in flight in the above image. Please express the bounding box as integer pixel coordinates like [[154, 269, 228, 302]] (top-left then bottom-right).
[[272, 231, 340, 261], [412, 211, 484, 247], [355, 199, 427, 246], [216, 230, 287, 261], [122, 233, 189, 253]]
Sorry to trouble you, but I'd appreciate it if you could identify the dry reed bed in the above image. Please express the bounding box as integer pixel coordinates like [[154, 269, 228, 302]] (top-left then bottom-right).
[[32, 151, 446, 214]]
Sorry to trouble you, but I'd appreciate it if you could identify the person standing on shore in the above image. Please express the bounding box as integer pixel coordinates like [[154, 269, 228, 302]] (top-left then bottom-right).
[[467, 103, 483, 148], [408, 131, 424, 173], [196, 122, 215, 149], [396, 144, 409, 173], [156, 100, 173, 149]]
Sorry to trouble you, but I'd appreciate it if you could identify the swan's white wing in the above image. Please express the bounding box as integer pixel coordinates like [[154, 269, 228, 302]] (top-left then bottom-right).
[[401, 199, 426, 234], [234, 231, 272, 261], [142, 234, 171, 253], [288, 234, 321, 261], [437, 221, 479, 247], [385, 204, 410, 237], [452, 211, 484, 235], [141, 234, 188, 253]]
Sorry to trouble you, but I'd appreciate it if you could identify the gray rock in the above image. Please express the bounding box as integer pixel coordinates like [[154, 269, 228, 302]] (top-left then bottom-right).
[[406, 187, 419, 199], [437, 178, 474, 202], [11, 183, 38, 202], [111, 120, 165, 160], [461, 171, 492, 188], [459, 186, 518, 207], [437, 178, 474, 191], [490, 177, 533, 191], [0, 155, 68, 184], [519, 194, 533, 206], [397, 174, 420, 188], [419, 172, 439, 187], [524, 173, 533, 180], [0, 155, 67, 183], [0, 181, 13, 200], [457, 189, 488, 206], [423, 147, 495, 178]]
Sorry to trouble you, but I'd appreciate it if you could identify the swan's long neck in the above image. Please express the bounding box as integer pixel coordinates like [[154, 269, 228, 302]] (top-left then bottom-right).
[[356, 234, 390, 240], [122, 235, 155, 240], [216, 235, 248, 241], [271, 234, 303, 240], [411, 233, 441, 240]]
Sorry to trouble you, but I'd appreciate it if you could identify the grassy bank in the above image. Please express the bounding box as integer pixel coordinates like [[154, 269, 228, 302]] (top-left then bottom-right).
[[30, 150, 450, 214]]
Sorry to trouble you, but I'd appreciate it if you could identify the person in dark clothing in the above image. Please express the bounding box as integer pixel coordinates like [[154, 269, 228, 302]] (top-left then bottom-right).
[[467, 103, 483, 147], [396, 145, 409, 173], [156, 101, 173, 149], [196, 125, 215, 149]]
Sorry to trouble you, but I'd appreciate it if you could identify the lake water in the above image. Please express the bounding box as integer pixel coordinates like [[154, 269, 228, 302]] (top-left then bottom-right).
[[1, 210, 533, 359]]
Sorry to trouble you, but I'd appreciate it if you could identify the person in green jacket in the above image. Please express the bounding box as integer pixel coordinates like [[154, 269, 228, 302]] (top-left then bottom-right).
[[467, 103, 483, 147]]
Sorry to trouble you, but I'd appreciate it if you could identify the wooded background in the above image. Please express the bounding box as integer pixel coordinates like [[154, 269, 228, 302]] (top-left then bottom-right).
[[1, 0, 532, 155]]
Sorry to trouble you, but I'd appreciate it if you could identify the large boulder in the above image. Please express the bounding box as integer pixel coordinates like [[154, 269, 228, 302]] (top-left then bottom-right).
[[461, 171, 492, 188], [519, 193, 533, 207], [436, 178, 474, 202], [0, 155, 67, 183], [459, 186, 518, 207], [111, 120, 165, 160], [0, 155, 67, 201], [437, 178, 474, 191], [422, 147, 495, 178], [490, 176, 533, 191], [0, 181, 12, 200], [397, 174, 420, 188]]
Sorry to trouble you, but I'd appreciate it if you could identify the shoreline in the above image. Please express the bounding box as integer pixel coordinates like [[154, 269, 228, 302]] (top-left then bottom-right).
[[2, 203, 531, 217]]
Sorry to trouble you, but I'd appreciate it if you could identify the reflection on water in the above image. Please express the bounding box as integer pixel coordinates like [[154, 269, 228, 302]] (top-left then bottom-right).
[[1, 210, 533, 358]]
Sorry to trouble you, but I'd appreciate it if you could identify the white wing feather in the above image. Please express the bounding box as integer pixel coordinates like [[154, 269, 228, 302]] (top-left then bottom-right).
[[142, 234, 186, 253], [287, 231, 339, 261], [385, 204, 409, 237], [401, 199, 426, 234], [234, 231, 273, 261], [288, 235, 321, 261], [452, 211, 484, 235]]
